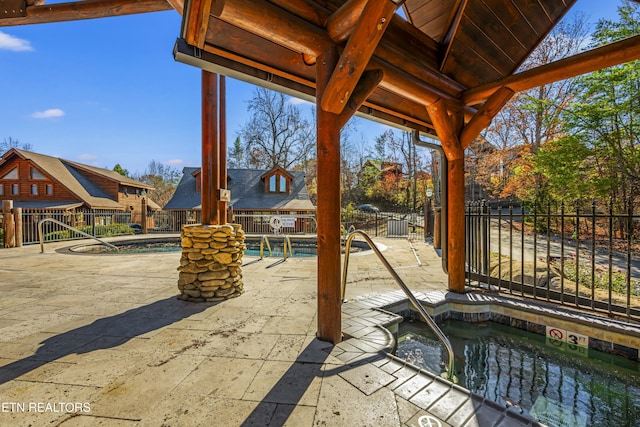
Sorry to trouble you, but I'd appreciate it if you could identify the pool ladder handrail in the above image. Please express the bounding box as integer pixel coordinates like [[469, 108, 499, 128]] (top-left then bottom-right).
[[341, 230, 456, 383], [259, 235, 272, 259], [38, 218, 119, 253], [259, 235, 293, 260]]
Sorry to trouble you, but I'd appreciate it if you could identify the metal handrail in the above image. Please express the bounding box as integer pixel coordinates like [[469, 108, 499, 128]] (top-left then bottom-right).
[[38, 218, 118, 253], [283, 235, 293, 260], [259, 235, 272, 259], [341, 230, 456, 382]]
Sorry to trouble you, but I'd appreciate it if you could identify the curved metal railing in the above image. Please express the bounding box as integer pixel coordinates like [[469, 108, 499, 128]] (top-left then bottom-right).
[[259, 235, 293, 261], [341, 230, 456, 382], [259, 235, 273, 259], [38, 218, 118, 253], [282, 235, 293, 260]]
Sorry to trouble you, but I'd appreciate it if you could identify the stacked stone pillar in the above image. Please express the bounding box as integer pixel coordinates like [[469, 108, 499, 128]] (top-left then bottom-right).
[[177, 224, 245, 302]]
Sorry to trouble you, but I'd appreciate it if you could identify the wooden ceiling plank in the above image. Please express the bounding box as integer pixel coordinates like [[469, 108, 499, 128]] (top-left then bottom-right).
[[466, 1, 526, 62], [0, 0, 171, 26], [442, 39, 503, 88], [321, 0, 399, 114], [440, 0, 467, 66], [464, 34, 640, 106], [459, 86, 514, 148], [480, 0, 529, 52], [457, 16, 516, 76]]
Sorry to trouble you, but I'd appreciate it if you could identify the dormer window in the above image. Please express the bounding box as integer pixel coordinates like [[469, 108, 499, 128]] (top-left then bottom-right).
[[1, 167, 18, 180], [268, 174, 288, 193], [262, 168, 293, 194]]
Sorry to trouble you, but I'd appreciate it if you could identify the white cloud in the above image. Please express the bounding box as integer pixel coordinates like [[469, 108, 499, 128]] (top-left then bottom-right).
[[76, 153, 97, 161], [288, 97, 313, 106], [0, 31, 33, 51], [166, 159, 183, 166], [31, 108, 65, 119]]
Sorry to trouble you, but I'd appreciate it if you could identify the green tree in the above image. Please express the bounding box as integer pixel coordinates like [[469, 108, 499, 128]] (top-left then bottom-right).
[[473, 14, 589, 204], [229, 136, 244, 168], [132, 160, 181, 207], [113, 163, 129, 177], [562, 1, 640, 209]]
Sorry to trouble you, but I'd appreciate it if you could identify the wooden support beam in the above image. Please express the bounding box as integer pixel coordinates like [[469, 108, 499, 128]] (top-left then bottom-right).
[[337, 68, 383, 128], [325, 0, 368, 43], [0, 0, 171, 26], [166, 0, 184, 15], [426, 99, 465, 293], [321, 0, 398, 114], [460, 86, 514, 149], [201, 70, 219, 225], [185, 0, 212, 48], [14, 207, 22, 247], [316, 45, 343, 344], [211, 0, 469, 115], [464, 34, 640, 106]]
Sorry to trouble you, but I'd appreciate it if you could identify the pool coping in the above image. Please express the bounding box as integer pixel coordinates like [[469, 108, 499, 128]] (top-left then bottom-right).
[[336, 289, 640, 427]]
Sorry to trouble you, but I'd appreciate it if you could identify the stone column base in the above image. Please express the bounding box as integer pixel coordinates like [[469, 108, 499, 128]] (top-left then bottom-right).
[[177, 224, 245, 302]]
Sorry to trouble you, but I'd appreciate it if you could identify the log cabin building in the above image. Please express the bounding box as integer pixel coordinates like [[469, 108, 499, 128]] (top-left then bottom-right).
[[0, 148, 159, 225], [165, 165, 316, 233]]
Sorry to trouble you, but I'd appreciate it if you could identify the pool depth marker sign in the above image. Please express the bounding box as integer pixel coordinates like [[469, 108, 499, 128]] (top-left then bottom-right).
[[545, 326, 589, 356]]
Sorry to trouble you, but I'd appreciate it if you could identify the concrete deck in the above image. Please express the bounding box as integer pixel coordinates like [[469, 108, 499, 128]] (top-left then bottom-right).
[[0, 235, 538, 426]]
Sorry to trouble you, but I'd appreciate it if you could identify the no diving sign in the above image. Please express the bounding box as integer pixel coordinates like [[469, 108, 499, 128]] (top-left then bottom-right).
[[545, 325, 589, 356]]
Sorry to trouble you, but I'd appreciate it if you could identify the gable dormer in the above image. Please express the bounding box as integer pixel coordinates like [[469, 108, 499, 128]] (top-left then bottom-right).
[[261, 166, 293, 195]]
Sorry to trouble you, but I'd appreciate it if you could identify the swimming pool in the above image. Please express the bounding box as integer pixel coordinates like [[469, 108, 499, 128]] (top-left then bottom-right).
[[396, 318, 640, 427], [61, 235, 373, 256]]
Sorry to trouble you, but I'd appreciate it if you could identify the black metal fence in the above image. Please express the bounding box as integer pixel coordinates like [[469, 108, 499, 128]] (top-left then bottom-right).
[[465, 200, 640, 320], [21, 208, 136, 245], [341, 208, 429, 240]]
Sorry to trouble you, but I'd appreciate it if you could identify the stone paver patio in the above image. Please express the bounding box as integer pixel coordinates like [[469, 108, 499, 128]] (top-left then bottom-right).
[[0, 235, 539, 426]]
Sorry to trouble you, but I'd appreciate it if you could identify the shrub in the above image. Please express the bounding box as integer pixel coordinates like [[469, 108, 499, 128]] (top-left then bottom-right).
[[553, 255, 640, 297], [43, 223, 135, 241]]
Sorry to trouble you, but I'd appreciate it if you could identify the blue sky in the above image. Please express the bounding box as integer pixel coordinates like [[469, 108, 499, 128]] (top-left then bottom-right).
[[0, 0, 625, 175]]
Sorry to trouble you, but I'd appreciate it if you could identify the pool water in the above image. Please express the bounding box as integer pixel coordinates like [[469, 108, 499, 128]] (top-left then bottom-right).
[[71, 237, 367, 257], [396, 319, 640, 427]]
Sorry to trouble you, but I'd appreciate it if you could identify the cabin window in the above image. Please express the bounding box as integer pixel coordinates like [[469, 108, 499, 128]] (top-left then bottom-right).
[[2, 167, 18, 180], [279, 175, 287, 193], [30, 168, 46, 180], [0, 185, 3, 195], [267, 173, 288, 193], [31, 184, 38, 195], [11, 184, 19, 195], [46, 184, 53, 195]]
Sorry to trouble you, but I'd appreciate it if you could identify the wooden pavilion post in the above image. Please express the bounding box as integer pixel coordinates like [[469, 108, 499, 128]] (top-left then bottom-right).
[[316, 46, 343, 344], [218, 75, 228, 223], [201, 70, 220, 225], [427, 99, 466, 293]]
